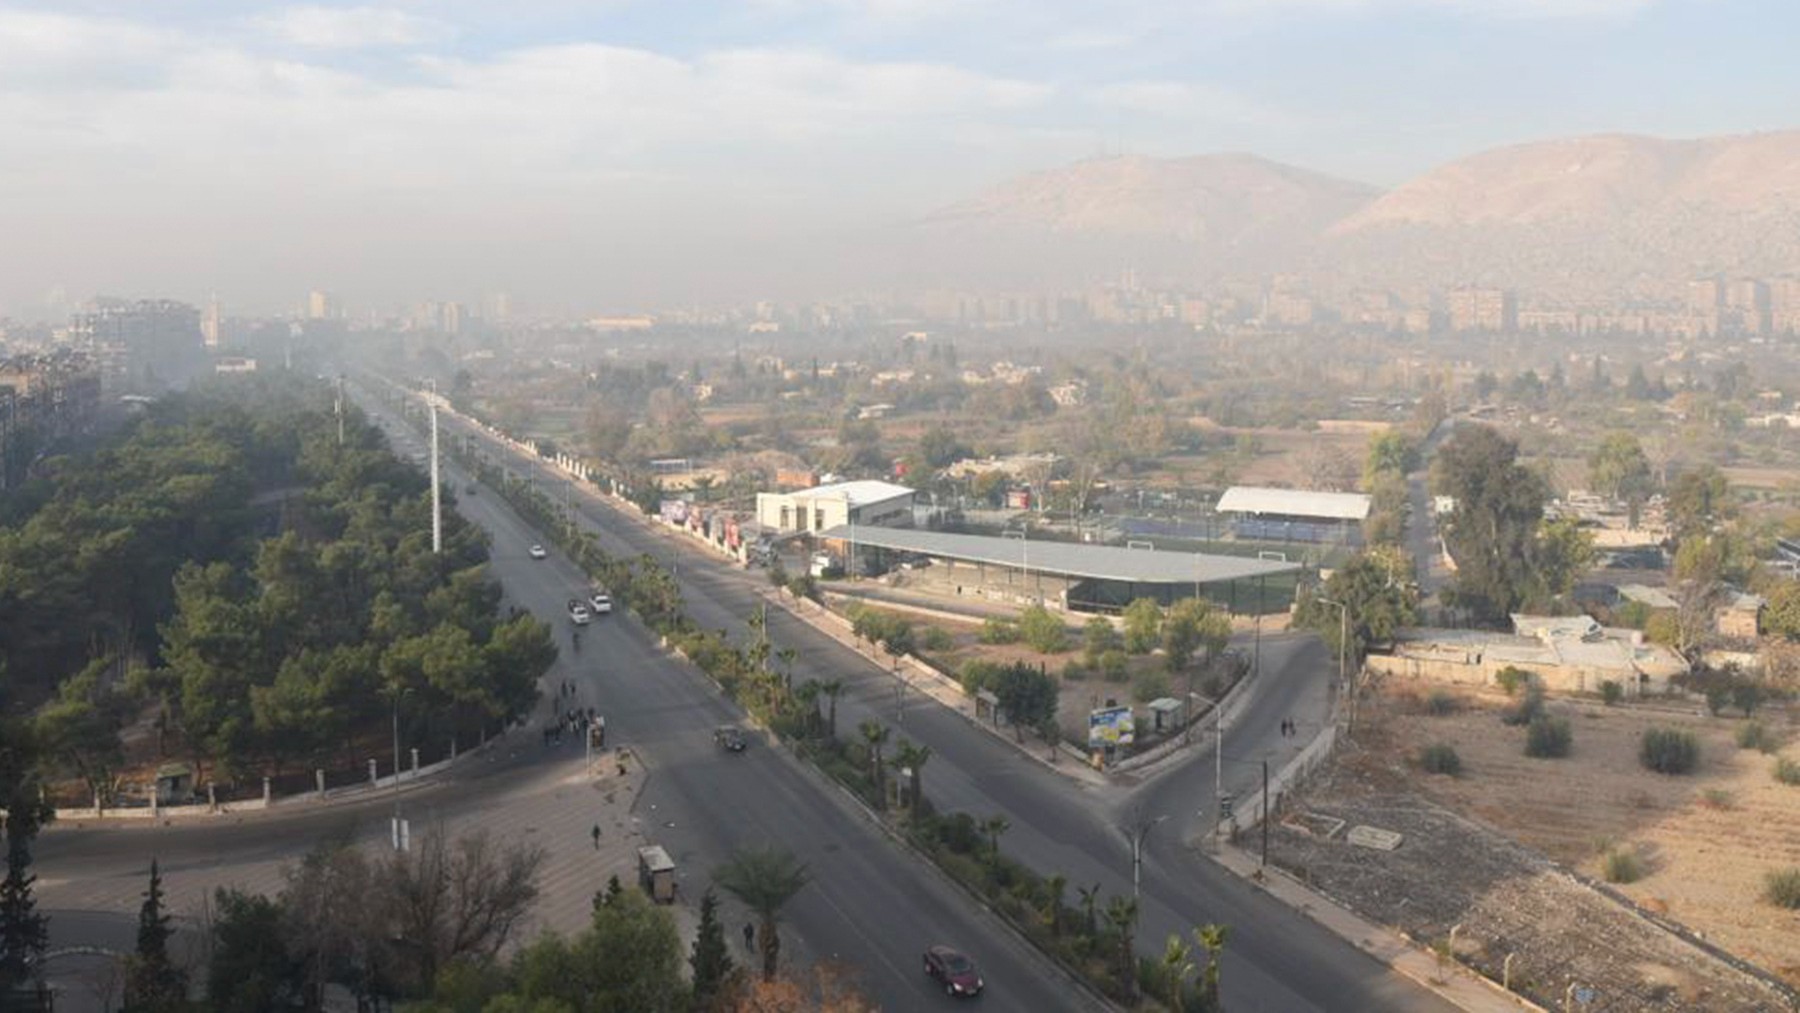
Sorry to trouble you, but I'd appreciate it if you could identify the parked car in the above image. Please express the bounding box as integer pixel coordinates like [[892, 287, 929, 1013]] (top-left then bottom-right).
[[923, 945, 983, 997], [714, 725, 747, 752], [529, 544, 547, 560], [567, 600, 592, 625], [590, 591, 614, 615]]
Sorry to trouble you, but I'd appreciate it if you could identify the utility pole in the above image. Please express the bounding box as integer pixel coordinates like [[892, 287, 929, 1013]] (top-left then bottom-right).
[[1261, 759, 1270, 867]]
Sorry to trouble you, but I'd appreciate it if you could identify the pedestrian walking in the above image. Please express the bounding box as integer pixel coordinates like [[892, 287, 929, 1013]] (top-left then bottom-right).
[[591, 824, 601, 849], [743, 922, 755, 951]]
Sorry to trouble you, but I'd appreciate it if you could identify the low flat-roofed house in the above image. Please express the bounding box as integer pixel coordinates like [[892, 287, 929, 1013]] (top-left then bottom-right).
[[755, 479, 915, 535], [1367, 613, 1688, 696], [1718, 592, 1765, 640]]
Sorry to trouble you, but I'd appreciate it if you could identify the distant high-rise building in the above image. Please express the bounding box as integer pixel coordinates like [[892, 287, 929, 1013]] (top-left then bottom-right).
[[1445, 287, 1517, 333], [1686, 277, 1725, 334], [442, 302, 465, 335], [307, 289, 338, 321], [1771, 278, 1800, 335], [1726, 278, 1771, 335], [201, 295, 223, 348]]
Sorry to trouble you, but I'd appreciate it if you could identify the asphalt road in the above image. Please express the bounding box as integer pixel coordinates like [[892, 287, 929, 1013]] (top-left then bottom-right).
[[418, 390, 1455, 1013], [30, 395, 1096, 1013]]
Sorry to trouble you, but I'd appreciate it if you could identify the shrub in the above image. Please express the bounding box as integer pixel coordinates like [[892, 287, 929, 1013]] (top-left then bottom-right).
[[919, 627, 955, 652], [1423, 690, 1460, 716], [1524, 714, 1572, 758], [1495, 667, 1529, 696], [1131, 669, 1172, 704], [1699, 788, 1735, 810], [1501, 685, 1544, 727], [1704, 684, 1731, 717], [1099, 650, 1129, 683], [1765, 868, 1800, 910], [1774, 757, 1800, 787], [1061, 661, 1088, 682], [1639, 727, 1700, 775], [1083, 616, 1123, 663], [1602, 849, 1644, 884], [1600, 680, 1623, 706], [1019, 605, 1071, 654], [979, 618, 1021, 645], [1736, 721, 1777, 753], [959, 660, 1006, 696], [1418, 744, 1462, 776]]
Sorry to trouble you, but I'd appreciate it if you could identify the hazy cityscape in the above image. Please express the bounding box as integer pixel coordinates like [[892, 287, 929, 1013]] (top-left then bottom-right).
[[8, 3, 1800, 1013]]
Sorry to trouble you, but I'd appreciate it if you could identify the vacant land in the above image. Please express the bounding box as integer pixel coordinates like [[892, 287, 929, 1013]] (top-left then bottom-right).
[[1375, 687, 1800, 989], [1269, 682, 1800, 1010]]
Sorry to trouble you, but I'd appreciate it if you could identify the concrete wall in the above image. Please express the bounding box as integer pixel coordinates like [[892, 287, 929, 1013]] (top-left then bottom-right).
[[1366, 653, 1657, 695]]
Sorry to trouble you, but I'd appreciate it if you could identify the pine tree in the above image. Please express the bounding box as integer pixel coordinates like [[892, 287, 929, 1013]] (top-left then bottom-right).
[[688, 888, 734, 1009], [123, 859, 187, 1012], [0, 800, 49, 995]]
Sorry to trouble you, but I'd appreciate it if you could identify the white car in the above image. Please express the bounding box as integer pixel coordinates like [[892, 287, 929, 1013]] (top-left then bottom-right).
[[568, 601, 592, 625], [529, 544, 547, 560], [590, 591, 613, 615]]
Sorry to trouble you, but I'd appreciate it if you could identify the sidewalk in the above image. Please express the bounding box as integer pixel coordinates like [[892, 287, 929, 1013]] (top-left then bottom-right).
[[1207, 837, 1544, 1012]]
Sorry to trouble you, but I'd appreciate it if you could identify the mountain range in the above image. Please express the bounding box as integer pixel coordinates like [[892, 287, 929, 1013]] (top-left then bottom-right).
[[909, 130, 1800, 301]]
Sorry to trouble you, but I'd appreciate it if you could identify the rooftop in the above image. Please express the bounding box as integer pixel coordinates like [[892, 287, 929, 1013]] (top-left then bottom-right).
[[818, 526, 1299, 585], [1216, 486, 1372, 522], [790, 479, 917, 507]]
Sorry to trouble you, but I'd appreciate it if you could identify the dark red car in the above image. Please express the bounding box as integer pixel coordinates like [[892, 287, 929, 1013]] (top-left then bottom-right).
[[923, 945, 984, 997]]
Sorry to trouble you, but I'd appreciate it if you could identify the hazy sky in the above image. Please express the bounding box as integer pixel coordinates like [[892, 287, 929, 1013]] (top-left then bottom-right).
[[1, 0, 1795, 316]]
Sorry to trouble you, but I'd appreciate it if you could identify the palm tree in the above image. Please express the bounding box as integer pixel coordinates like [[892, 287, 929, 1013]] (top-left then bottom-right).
[[980, 814, 1010, 867], [1042, 873, 1068, 937], [794, 680, 823, 736], [714, 846, 811, 983], [1194, 923, 1230, 1005], [1076, 883, 1102, 940], [858, 720, 890, 809], [1106, 895, 1140, 1000], [1160, 934, 1195, 1012], [819, 679, 845, 739], [775, 646, 798, 693], [891, 739, 932, 819]]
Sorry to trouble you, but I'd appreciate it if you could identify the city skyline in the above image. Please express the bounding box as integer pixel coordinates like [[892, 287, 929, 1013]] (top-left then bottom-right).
[[2, 1, 1798, 315]]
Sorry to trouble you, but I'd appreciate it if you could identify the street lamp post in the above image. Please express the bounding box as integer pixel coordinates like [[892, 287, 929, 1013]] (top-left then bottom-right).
[[1120, 812, 1169, 901]]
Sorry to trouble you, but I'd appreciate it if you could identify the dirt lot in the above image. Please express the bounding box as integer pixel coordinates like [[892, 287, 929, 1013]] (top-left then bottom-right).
[[1267, 686, 1800, 1011]]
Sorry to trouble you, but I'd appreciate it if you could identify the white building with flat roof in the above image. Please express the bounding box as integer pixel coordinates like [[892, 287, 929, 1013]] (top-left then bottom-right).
[[756, 479, 915, 535]]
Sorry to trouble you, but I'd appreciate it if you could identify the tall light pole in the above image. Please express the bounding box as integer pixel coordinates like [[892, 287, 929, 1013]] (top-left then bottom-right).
[[1119, 812, 1168, 901]]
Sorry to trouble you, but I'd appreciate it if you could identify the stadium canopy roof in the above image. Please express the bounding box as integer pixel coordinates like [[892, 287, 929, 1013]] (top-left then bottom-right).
[[1215, 486, 1371, 522], [818, 526, 1299, 585]]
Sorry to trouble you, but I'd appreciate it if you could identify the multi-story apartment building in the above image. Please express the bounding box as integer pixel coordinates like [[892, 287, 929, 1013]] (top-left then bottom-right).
[[0, 351, 102, 489], [67, 298, 204, 395], [1446, 286, 1517, 333]]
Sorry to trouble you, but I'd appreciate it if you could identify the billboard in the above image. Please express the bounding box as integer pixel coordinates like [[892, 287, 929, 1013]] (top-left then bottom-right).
[[1087, 706, 1135, 749]]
